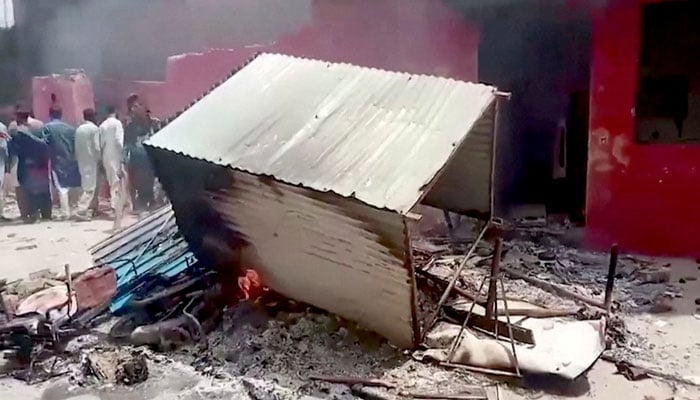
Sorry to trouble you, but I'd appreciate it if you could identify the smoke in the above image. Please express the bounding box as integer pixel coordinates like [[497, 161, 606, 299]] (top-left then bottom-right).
[[476, 4, 592, 206], [24, 0, 311, 81]]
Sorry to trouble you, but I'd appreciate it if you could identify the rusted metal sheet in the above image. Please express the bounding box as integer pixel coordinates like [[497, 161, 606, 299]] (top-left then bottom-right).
[[207, 171, 416, 348], [147, 53, 497, 215]]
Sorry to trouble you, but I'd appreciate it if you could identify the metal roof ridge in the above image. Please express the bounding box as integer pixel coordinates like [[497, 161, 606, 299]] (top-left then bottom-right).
[[254, 52, 496, 87], [149, 52, 497, 137]]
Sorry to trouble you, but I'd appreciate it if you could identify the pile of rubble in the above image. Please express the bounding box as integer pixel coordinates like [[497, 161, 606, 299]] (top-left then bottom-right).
[[185, 302, 487, 399], [1, 209, 697, 399], [0, 266, 117, 383], [503, 240, 682, 313]]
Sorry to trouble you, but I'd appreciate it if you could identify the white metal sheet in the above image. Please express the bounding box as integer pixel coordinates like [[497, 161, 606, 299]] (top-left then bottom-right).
[[207, 171, 416, 347], [147, 53, 497, 214]]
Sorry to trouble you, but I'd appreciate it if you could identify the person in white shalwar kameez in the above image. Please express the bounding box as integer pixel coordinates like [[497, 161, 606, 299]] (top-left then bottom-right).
[[98, 107, 125, 217], [74, 109, 101, 218]]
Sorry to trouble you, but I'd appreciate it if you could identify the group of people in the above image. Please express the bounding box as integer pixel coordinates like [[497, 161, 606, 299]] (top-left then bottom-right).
[[0, 94, 161, 226]]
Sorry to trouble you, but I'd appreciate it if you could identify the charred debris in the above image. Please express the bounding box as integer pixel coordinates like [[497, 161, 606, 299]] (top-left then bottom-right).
[[0, 54, 692, 397], [0, 209, 685, 396]]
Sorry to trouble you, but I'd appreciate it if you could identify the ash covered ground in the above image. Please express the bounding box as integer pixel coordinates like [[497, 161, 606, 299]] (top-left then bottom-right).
[[0, 205, 699, 400]]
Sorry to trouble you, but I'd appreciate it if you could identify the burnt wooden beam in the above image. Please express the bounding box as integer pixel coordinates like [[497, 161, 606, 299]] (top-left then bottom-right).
[[484, 238, 502, 320], [604, 244, 619, 313], [444, 306, 535, 345]]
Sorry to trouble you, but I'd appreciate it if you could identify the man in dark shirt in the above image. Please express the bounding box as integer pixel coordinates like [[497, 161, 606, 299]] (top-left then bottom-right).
[[44, 107, 81, 218], [124, 95, 155, 213], [3, 111, 51, 222]]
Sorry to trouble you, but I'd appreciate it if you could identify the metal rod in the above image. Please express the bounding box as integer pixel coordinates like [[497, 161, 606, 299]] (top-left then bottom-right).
[[441, 362, 522, 378], [485, 239, 502, 320], [505, 265, 606, 310], [498, 274, 521, 377], [422, 222, 490, 341], [495, 91, 512, 99], [443, 210, 454, 232], [64, 264, 73, 319], [416, 269, 579, 318], [604, 244, 619, 314], [308, 375, 396, 389], [446, 275, 488, 363], [406, 393, 486, 400]]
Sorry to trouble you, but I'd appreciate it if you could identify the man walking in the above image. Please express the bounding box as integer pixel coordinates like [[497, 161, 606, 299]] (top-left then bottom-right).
[[5, 111, 51, 222], [124, 95, 155, 213], [74, 108, 101, 219], [44, 107, 81, 219], [7, 104, 44, 218], [99, 106, 126, 228]]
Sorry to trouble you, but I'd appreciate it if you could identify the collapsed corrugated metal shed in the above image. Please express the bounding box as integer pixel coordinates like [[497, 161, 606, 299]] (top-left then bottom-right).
[[89, 206, 197, 313], [146, 53, 499, 348]]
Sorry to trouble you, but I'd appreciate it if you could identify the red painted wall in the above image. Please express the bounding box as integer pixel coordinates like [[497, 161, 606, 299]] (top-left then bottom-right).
[[32, 72, 95, 125], [586, 0, 700, 257]]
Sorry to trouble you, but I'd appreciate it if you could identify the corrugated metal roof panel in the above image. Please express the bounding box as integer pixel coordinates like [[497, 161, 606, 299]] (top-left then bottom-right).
[[208, 170, 417, 347], [422, 102, 496, 215], [88, 206, 197, 313], [147, 53, 497, 214]]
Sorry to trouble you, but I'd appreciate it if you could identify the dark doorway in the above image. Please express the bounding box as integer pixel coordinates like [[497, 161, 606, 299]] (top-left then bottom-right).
[[564, 90, 589, 224], [477, 8, 591, 223]]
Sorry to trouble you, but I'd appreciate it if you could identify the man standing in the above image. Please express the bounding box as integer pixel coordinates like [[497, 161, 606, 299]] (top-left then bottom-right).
[[8, 104, 44, 218], [124, 95, 155, 213], [5, 111, 51, 222], [44, 107, 81, 219], [99, 106, 126, 226], [74, 108, 101, 219]]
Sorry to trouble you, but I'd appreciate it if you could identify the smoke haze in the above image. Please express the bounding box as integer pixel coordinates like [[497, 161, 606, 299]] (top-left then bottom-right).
[[20, 0, 311, 80]]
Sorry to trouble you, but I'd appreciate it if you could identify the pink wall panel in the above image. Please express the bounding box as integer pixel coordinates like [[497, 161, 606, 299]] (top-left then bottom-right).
[[32, 72, 95, 126], [164, 49, 260, 116]]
